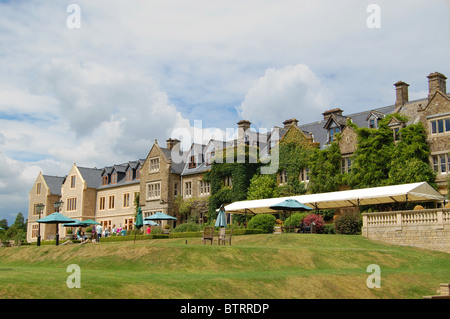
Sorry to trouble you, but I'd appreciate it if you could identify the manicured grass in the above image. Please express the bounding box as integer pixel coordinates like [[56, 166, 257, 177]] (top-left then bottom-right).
[[0, 234, 449, 299]]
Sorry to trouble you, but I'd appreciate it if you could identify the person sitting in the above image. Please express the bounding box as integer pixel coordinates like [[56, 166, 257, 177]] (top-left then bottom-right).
[[298, 221, 305, 233]]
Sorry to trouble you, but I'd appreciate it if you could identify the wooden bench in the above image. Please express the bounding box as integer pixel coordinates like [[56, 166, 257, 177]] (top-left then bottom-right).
[[202, 226, 214, 245]]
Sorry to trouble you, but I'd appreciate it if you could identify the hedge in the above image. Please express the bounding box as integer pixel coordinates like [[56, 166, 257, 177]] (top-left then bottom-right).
[[36, 228, 265, 244]]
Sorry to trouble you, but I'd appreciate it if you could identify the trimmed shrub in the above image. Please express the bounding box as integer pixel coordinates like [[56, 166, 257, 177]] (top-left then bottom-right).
[[247, 214, 276, 233], [173, 222, 203, 233], [323, 223, 335, 234], [334, 212, 362, 235]]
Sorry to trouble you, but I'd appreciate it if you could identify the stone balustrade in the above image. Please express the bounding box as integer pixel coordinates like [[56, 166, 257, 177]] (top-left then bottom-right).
[[362, 208, 450, 253]]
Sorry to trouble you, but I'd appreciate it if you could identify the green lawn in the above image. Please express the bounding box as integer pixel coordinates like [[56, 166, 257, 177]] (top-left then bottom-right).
[[0, 234, 449, 299]]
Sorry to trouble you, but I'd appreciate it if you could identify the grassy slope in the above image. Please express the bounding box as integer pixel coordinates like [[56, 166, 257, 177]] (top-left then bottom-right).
[[0, 234, 449, 299]]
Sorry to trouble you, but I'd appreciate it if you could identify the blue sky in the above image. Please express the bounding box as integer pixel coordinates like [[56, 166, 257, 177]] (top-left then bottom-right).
[[0, 0, 449, 225]]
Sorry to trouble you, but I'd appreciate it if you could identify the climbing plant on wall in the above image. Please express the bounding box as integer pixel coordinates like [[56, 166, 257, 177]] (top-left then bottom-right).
[[203, 145, 261, 221]]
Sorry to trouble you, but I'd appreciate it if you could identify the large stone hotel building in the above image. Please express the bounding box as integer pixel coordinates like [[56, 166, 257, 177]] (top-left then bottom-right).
[[27, 71, 450, 242]]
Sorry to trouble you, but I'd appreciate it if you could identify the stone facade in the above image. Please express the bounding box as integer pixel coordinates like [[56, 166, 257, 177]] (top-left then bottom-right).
[[26, 172, 64, 242], [139, 140, 183, 227], [27, 70, 449, 240]]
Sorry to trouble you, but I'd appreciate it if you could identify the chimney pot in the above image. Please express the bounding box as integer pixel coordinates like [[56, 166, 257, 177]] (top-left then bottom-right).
[[283, 118, 299, 128], [394, 81, 409, 106], [427, 72, 447, 99]]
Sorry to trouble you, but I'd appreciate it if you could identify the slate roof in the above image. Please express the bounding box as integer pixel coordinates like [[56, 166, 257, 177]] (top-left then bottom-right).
[[77, 166, 104, 188], [42, 175, 65, 195], [97, 159, 145, 189]]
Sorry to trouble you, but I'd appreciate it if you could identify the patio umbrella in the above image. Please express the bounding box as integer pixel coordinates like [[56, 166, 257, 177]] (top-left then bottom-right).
[[134, 207, 144, 243], [269, 199, 313, 233], [82, 219, 100, 225], [37, 212, 77, 245], [144, 212, 177, 221], [215, 205, 227, 228], [143, 220, 158, 226], [63, 219, 90, 227], [144, 212, 177, 228]]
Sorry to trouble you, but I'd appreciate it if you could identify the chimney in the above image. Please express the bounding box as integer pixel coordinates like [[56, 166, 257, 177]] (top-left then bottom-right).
[[394, 81, 409, 106], [237, 120, 251, 145], [166, 138, 180, 151], [283, 118, 299, 129], [322, 108, 343, 121], [427, 72, 447, 99]]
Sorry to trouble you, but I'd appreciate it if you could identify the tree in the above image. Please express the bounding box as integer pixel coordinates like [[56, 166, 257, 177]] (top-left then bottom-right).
[[13, 212, 26, 232]]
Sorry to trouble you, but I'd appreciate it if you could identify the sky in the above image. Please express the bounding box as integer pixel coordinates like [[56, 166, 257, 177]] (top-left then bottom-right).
[[0, 0, 449, 225]]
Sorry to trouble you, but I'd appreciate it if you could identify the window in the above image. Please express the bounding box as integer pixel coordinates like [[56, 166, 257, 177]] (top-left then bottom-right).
[[33, 203, 44, 215], [430, 117, 450, 134], [149, 158, 160, 172], [126, 170, 132, 181], [341, 157, 352, 174], [200, 181, 210, 195], [188, 155, 197, 169], [111, 174, 117, 184], [31, 224, 39, 238], [432, 154, 449, 174], [99, 197, 106, 210], [206, 150, 215, 165], [279, 170, 287, 185], [102, 175, 108, 185], [174, 182, 179, 197], [124, 218, 134, 230], [300, 167, 310, 183], [393, 127, 401, 141], [70, 175, 76, 188], [147, 182, 161, 199], [329, 127, 340, 142], [136, 169, 140, 180], [36, 183, 41, 195], [108, 196, 115, 209], [185, 182, 192, 197], [123, 193, 130, 208], [67, 198, 77, 211], [224, 176, 232, 187]]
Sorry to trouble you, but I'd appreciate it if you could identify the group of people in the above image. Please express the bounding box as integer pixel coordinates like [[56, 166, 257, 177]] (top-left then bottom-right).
[[75, 224, 128, 243]]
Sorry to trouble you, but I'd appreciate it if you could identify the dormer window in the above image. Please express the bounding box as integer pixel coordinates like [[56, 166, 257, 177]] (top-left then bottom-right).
[[126, 170, 132, 181], [102, 175, 108, 185], [329, 127, 340, 142], [136, 169, 140, 180], [111, 173, 117, 184], [189, 155, 197, 169]]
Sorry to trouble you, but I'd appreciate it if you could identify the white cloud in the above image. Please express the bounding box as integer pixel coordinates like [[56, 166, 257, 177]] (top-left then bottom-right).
[[237, 64, 331, 129]]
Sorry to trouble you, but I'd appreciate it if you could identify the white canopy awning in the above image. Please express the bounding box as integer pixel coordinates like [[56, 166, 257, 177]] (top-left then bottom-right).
[[224, 182, 444, 214]]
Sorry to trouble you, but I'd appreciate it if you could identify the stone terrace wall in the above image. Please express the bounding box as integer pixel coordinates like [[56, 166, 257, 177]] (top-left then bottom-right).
[[362, 208, 450, 253]]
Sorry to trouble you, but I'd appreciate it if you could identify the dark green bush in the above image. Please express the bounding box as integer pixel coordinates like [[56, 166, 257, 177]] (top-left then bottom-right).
[[247, 214, 276, 233], [334, 212, 362, 235], [173, 222, 203, 233], [323, 223, 335, 234]]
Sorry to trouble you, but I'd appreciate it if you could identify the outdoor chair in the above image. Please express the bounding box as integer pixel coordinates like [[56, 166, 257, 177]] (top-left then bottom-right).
[[219, 228, 233, 245], [218, 227, 226, 245], [202, 226, 214, 245]]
